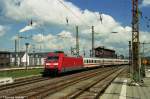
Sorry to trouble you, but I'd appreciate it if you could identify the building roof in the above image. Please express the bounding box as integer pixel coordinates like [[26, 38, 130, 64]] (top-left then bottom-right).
[[94, 46, 115, 52], [29, 52, 49, 57], [0, 51, 11, 54], [10, 52, 25, 57], [10, 52, 49, 58]]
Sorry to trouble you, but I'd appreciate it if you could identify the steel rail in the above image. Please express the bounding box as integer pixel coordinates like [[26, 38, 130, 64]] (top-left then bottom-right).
[[0, 76, 48, 91], [63, 67, 125, 99], [15, 67, 118, 98]]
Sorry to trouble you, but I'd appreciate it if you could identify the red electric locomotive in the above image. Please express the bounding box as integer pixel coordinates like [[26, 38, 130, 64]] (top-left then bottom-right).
[[43, 51, 129, 76], [43, 51, 83, 76]]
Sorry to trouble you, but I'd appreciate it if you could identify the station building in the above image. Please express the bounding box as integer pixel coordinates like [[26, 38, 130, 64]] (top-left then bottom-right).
[[94, 46, 116, 58]]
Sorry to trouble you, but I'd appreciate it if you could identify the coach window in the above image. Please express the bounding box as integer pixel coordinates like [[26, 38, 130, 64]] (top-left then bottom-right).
[[86, 60, 88, 63], [89, 60, 91, 63], [86, 60, 87, 63]]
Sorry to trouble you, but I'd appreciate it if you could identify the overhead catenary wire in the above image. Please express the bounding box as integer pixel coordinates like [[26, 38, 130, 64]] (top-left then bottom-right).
[[56, 0, 94, 27]]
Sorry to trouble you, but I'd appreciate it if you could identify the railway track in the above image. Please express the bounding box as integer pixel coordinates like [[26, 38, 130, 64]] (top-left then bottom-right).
[[0, 76, 48, 91], [0, 66, 125, 99], [0, 67, 112, 97], [60, 67, 125, 99]]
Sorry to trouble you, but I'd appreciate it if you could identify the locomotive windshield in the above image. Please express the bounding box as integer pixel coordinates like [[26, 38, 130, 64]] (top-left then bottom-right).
[[47, 56, 59, 61]]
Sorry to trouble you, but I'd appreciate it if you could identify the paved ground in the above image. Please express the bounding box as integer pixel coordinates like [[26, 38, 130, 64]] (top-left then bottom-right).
[[100, 68, 150, 99]]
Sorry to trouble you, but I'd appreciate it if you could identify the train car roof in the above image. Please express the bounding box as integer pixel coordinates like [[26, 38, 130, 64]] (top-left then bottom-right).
[[83, 57, 129, 61]]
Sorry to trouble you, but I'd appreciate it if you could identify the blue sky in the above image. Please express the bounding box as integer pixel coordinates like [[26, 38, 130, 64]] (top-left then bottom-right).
[[0, 0, 150, 56], [68, 0, 132, 26]]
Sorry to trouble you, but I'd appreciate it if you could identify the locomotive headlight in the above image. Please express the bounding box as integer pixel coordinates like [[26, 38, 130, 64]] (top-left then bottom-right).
[[46, 63, 50, 65], [53, 63, 58, 65]]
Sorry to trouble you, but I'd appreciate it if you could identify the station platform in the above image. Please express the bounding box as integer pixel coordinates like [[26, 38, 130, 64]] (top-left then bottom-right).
[[100, 68, 150, 99]]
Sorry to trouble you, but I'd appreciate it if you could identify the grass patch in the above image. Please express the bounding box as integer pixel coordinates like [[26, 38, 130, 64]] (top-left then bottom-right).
[[0, 68, 43, 78]]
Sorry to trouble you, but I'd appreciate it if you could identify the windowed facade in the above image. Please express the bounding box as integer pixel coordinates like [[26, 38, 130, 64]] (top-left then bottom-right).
[[0, 52, 10, 67]]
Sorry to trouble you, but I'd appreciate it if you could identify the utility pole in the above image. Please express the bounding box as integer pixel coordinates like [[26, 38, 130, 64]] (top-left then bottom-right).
[[141, 42, 145, 77], [25, 43, 29, 70], [90, 50, 92, 57], [15, 39, 17, 66], [71, 47, 73, 55], [132, 0, 141, 82], [92, 26, 94, 57], [83, 50, 86, 57], [76, 26, 79, 56], [33, 44, 35, 66]]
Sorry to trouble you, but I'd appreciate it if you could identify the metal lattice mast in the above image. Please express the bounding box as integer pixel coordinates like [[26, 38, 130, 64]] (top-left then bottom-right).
[[92, 26, 94, 57], [76, 26, 79, 56], [132, 0, 140, 82]]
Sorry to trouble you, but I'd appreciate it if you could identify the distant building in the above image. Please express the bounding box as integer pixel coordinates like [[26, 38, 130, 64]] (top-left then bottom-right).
[[10, 52, 49, 66], [94, 46, 116, 58], [28, 52, 48, 66], [0, 51, 10, 67], [10, 52, 29, 66]]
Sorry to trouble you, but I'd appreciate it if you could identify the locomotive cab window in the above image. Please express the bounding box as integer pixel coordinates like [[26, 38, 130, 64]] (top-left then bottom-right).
[[47, 56, 59, 61]]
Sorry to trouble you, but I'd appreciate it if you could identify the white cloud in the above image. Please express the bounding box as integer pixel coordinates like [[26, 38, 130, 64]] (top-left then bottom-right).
[[19, 22, 37, 32], [3, 0, 131, 55], [32, 33, 54, 43], [2, 0, 150, 56], [2, 0, 82, 25], [0, 25, 7, 36], [32, 30, 76, 51], [142, 0, 150, 6]]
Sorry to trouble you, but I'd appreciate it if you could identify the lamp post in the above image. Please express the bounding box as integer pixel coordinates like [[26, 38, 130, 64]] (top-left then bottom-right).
[[25, 43, 29, 70]]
